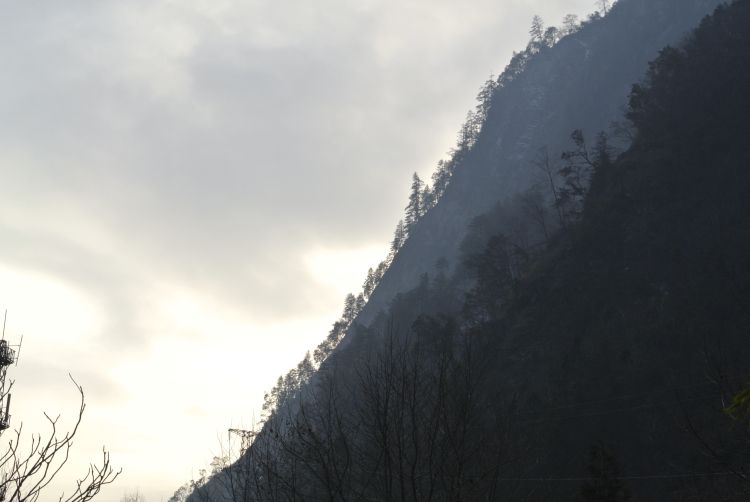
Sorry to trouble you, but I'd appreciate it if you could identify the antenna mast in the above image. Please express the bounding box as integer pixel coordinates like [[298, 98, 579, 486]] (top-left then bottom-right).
[[0, 313, 22, 431]]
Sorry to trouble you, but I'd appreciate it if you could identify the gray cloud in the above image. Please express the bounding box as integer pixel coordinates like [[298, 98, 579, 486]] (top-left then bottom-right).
[[0, 0, 595, 497], [0, 1, 594, 334]]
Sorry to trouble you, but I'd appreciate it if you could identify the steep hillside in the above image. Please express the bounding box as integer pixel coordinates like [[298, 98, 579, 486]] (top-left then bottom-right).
[[471, 1, 750, 498], [186, 1, 750, 500], [358, 0, 724, 326]]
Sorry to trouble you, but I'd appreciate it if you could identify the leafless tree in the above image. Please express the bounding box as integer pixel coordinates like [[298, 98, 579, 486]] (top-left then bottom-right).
[[218, 319, 518, 501], [561, 14, 580, 36], [121, 490, 146, 502], [0, 376, 120, 502], [596, 0, 611, 16], [533, 147, 566, 230]]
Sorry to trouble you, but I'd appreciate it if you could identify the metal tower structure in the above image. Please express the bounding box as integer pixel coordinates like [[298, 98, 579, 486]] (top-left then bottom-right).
[[228, 428, 257, 454], [0, 312, 23, 432]]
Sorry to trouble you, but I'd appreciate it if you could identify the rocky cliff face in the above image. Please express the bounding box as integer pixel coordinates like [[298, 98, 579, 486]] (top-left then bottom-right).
[[356, 0, 724, 328]]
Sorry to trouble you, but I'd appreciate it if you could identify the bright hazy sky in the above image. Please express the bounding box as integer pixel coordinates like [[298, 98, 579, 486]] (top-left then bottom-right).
[[0, 0, 593, 500]]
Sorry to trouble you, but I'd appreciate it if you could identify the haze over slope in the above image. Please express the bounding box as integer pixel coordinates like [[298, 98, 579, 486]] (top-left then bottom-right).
[[185, 0, 749, 500], [358, 0, 724, 326]]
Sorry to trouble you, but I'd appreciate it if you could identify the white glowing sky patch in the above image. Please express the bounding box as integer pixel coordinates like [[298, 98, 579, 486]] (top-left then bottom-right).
[[0, 0, 595, 499], [304, 244, 390, 300]]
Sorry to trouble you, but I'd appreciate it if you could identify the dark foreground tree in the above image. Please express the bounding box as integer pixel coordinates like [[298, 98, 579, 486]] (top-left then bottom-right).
[[197, 318, 519, 501], [0, 376, 120, 501]]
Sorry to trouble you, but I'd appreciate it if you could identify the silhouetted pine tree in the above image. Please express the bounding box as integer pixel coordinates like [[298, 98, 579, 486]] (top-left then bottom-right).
[[529, 15, 545, 47], [391, 219, 406, 253], [405, 173, 424, 230]]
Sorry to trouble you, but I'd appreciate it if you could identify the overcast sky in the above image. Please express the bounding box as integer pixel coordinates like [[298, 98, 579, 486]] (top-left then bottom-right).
[[0, 0, 593, 500]]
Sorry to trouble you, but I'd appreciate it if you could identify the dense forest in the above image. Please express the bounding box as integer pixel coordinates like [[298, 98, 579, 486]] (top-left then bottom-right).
[[182, 0, 750, 500]]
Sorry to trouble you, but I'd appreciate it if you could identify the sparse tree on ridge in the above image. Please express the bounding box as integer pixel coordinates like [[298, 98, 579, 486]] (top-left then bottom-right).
[[355, 293, 366, 313], [544, 26, 560, 47], [431, 160, 452, 201], [374, 260, 388, 283], [475, 75, 498, 121], [455, 111, 480, 156], [167, 484, 190, 502], [363, 267, 376, 298], [562, 14, 580, 36], [121, 491, 146, 502], [342, 293, 357, 324], [297, 351, 314, 383], [405, 173, 424, 230], [421, 184, 434, 215], [529, 15, 545, 44], [391, 220, 406, 254], [596, 0, 611, 16]]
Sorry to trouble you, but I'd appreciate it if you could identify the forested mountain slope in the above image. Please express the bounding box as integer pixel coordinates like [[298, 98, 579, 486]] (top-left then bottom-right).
[[186, 0, 750, 500], [358, 0, 724, 327], [461, 0, 750, 497]]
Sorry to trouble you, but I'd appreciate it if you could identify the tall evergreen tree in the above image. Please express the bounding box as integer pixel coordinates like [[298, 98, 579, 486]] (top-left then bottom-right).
[[431, 159, 452, 201], [296, 351, 314, 383], [475, 75, 498, 120], [405, 173, 424, 229], [456, 111, 480, 154], [342, 293, 357, 324], [529, 15, 545, 45], [363, 267, 376, 298], [355, 293, 365, 313], [421, 184, 434, 215], [391, 219, 406, 254]]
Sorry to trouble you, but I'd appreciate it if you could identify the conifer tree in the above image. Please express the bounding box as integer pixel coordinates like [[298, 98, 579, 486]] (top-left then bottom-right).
[[363, 267, 375, 298], [342, 293, 357, 324], [421, 184, 434, 215], [391, 220, 406, 254], [475, 75, 498, 120], [283, 368, 299, 399], [453, 112, 480, 163], [296, 351, 314, 383], [431, 160, 452, 201], [374, 260, 388, 283], [405, 173, 424, 229], [562, 14, 579, 35], [529, 15, 545, 45]]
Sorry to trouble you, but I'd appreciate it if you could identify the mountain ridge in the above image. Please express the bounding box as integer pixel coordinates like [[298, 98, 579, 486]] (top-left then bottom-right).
[[356, 0, 724, 328]]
